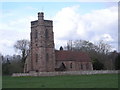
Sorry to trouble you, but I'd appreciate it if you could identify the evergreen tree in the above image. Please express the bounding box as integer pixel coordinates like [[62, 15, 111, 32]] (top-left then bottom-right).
[[93, 59, 104, 70], [115, 54, 120, 70]]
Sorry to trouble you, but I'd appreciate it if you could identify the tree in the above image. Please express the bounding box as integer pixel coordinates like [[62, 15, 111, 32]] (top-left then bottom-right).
[[60, 46, 63, 50], [96, 40, 112, 69], [65, 40, 73, 50], [93, 59, 104, 70], [2, 55, 23, 75], [65, 40, 95, 51], [115, 53, 120, 70], [0, 53, 3, 64], [14, 39, 30, 70], [2, 58, 11, 75], [96, 40, 111, 54]]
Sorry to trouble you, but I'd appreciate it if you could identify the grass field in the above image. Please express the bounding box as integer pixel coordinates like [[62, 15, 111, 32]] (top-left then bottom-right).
[[2, 74, 118, 88]]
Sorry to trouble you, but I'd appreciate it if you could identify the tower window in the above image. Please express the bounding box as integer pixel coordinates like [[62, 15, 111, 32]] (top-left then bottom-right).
[[36, 43, 37, 46], [36, 54, 38, 63], [46, 53, 49, 61], [45, 29, 48, 39], [35, 30, 38, 39]]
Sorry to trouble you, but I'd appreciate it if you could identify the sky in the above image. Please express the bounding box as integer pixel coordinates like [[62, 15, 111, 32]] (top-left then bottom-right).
[[0, 2, 118, 55]]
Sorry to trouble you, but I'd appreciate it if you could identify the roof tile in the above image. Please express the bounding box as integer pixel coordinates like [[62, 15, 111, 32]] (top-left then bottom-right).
[[55, 50, 91, 62]]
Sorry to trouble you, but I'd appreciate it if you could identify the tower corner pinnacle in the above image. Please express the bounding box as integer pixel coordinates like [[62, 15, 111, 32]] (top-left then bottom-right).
[[38, 12, 44, 20]]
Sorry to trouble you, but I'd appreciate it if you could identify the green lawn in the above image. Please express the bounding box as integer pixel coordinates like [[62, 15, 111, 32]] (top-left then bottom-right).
[[2, 74, 118, 88]]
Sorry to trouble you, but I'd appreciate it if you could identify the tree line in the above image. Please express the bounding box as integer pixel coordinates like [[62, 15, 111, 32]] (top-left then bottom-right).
[[1, 39, 29, 75], [1, 39, 120, 75]]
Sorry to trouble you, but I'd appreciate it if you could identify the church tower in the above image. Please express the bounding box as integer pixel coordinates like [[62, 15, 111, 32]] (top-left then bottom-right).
[[30, 12, 55, 72]]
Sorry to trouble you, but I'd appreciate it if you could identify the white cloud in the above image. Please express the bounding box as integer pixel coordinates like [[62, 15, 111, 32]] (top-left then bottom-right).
[[53, 5, 118, 51], [0, 15, 36, 55], [53, 6, 80, 39], [102, 34, 114, 42], [0, 5, 118, 55]]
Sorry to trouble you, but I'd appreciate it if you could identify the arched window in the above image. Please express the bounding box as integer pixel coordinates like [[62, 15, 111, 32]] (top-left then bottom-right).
[[36, 54, 38, 63], [46, 53, 49, 61], [70, 63, 72, 68], [45, 29, 48, 39], [81, 64, 83, 70], [35, 30, 37, 39]]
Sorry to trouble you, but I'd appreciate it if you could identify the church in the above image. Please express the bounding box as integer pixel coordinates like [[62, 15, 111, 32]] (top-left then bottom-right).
[[24, 12, 93, 72]]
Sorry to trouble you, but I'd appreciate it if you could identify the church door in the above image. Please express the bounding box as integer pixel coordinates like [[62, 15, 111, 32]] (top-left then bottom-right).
[[59, 62, 66, 71]]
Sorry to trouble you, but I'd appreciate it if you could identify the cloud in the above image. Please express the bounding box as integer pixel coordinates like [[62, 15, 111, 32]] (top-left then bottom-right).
[[53, 5, 118, 51], [0, 5, 118, 55], [0, 15, 36, 55], [53, 6, 80, 39]]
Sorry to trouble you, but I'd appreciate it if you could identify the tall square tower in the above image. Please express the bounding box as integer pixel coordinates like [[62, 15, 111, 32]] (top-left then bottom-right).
[[29, 12, 55, 72]]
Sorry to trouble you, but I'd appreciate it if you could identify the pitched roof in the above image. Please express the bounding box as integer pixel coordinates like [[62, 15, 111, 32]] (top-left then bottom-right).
[[55, 50, 91, 62]]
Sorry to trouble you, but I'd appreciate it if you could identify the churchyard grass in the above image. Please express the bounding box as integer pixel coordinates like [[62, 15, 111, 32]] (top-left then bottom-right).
[[2, 74, 118, 88]]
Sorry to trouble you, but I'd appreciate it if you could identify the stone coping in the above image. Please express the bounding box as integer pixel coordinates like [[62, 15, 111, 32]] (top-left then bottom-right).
[[12, 70, 119, 77]]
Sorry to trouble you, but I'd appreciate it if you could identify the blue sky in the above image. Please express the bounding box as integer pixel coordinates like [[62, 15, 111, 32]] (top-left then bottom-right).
[[0, 2, 118, 55], [2, 2, 117, 15]]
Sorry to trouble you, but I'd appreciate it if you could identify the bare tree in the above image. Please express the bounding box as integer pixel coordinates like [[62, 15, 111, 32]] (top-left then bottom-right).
[[14, 39, 30, 67], [96, 40, 111, 54], [65, 40, 97, 52], [66, 40, 73, 50]]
